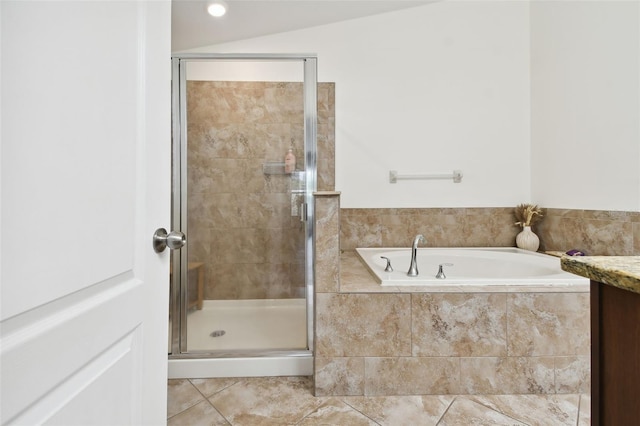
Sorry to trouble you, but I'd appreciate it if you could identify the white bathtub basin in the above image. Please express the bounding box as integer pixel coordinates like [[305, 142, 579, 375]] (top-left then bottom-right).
[[355, 247, 587, 286]]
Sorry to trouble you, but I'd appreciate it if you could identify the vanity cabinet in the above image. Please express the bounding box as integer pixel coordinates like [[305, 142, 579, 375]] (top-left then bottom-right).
[[561, 256, 640, 426], [590, 279, 640, 425]]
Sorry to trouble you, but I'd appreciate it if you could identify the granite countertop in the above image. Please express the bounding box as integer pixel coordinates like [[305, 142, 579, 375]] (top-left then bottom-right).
[[561, 256, 640, 295]]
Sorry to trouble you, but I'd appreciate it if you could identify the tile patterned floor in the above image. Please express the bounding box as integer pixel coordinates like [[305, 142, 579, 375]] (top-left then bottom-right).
[[168, 376, 591, 425]]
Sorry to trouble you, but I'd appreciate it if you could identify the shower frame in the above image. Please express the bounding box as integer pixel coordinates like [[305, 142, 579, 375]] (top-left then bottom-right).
[[168, 53, 317, 373]]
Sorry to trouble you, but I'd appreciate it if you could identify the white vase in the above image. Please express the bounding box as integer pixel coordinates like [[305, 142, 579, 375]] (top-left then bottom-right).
[[516, 226, 540, 252]]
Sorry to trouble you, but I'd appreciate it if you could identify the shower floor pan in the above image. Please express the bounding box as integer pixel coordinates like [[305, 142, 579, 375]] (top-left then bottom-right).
[[186, 298, 307, 352]]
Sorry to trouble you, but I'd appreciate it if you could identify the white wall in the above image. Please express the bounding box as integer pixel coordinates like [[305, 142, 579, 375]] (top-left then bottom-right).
[[183, 1, 532, 208], [531, 1, 640, 211]]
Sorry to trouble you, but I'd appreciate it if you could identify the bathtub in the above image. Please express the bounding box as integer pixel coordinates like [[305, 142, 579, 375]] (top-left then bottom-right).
[[355, 247, 587, 287]]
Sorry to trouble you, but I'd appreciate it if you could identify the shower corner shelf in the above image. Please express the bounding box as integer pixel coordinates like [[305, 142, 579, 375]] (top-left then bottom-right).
[[263, 161, 304, 176], [263, 162, 285, 175]]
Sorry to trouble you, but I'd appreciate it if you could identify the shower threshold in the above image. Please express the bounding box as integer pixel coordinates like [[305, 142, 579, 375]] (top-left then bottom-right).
[[168, 353, 313, 379]]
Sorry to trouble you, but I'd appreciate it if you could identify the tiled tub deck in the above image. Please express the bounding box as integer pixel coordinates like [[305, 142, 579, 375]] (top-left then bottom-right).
[[313, 251, 590, 397]]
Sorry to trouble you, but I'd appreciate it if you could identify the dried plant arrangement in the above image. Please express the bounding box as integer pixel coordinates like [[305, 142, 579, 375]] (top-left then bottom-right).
[[514, 203, 543, 228]]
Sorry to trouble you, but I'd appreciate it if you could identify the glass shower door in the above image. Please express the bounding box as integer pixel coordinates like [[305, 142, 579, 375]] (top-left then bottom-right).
[[169, 55, 317, 357]]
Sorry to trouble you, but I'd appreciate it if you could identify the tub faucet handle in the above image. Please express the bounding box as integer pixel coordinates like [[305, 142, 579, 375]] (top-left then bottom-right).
[[436, 263, 454, 279], [380, 256, 393, 272]]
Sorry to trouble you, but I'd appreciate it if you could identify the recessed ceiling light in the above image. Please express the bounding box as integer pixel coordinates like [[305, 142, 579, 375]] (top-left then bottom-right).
[[207, 1, 228, 17]]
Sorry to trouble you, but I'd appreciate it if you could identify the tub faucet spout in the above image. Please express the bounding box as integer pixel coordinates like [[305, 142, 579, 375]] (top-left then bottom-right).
[[407, 234, 426, 276]]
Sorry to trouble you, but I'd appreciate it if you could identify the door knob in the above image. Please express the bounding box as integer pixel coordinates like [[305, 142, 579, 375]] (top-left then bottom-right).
[[153, 228, 186, 253]]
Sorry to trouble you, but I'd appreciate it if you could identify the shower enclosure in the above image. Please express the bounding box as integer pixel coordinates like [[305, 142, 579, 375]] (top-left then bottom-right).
[[168, 54, 317, 378]]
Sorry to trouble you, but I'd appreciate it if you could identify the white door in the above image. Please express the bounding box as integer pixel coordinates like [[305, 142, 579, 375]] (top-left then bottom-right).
[[1, 1, 171, 425]]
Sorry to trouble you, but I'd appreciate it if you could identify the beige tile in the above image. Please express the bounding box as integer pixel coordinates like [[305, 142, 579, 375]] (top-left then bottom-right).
[[470, 394, 580, 426], [189, 123, 293, 166], [189, 378, 240, 398], [579, 217, 634, 255], [460, 357, 556, 394], [438, 397, 527, 425], [207, 263, 298, 300], [536, 215, 567, 253], [314, 357, 365, 396], [462, 211, 520, 247], [315, 195, 340, 293], [317, 111, 335, 192], [317, 83, 335, 123], [554, 356, 591, 394], [379, 211, 434, 248], [315, 293, 411, 357], [167, 379, 205, 418], [340, 251, 373, 280], [264, 226, 301, 264], [339, 252, 397, 293], [185, 80, 336, 304], [208, 228, 269, 264], [375, 208, 518, 248], [202, 158, 267, 194], [191, 193, 291, 229], [342, 395, 454, 425], [463, 207, 514, 217], [364, 357, 461, 395], [169, 378, 590, 425], [187, 226, 212, 266], [187, 81, 264, 125], [263, 84, 303, 121], [578, 394, 591, 426], [297, 399, 377, 425], [340, 209, 383, 251], [341, 206, 639, 256], [579, 209, 634, 221], [208, 377, 325, 426], [507, 293, 590, 356], [412, 293, 507, 357], [537, 210, 634, 255], [168, 400, 230, 426], [341, 207, 524, 250]]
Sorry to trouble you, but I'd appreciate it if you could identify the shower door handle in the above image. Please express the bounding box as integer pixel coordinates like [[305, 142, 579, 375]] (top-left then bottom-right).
[[152, 228, 186, 253], [299, 202, 307, 222]]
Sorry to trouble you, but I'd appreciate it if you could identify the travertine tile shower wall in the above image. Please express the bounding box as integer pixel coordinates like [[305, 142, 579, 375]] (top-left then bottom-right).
[[187, 81, 334, 300]]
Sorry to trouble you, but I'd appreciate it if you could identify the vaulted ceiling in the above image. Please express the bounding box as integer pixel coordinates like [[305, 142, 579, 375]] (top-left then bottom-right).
[[172, 0, 435, 51]]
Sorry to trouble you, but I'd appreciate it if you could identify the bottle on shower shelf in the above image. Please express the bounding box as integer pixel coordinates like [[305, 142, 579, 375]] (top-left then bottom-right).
[[284, 147, 296, 174]]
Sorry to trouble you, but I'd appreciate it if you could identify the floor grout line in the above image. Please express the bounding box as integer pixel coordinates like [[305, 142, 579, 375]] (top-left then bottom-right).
[[576, 394, 582, 426], [338, 397, 383, 426], [435, 395, 458, 425], [169, 378, 588, 425], [167, 379, 207, 419], [194, 379, 246, 425]]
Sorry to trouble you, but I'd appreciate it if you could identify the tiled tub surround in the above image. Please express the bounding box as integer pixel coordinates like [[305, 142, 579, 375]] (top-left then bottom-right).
[[537, 209, 640, 256], [340, 208, 640, 256], [340, 208, 519, 251], [315, 253, 591, 397], [186, 81, 334, 300], [315, 196, 591, 397]]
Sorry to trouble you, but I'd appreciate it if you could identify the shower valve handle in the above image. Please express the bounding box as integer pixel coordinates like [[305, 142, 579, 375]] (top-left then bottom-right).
[[153, 228, 186, 253]]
